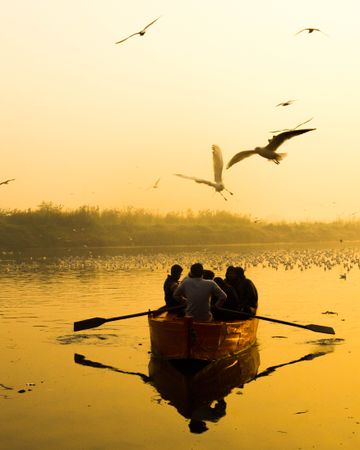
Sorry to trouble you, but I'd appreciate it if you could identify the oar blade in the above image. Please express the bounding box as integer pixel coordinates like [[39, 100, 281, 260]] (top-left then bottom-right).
[[73, 317, 107, 332], [306, 324, 335, 335]]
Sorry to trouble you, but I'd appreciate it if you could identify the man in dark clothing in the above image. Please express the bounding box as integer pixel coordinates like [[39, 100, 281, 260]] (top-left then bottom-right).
[[163, 264, 184, 308], [232, 266, 258, 315], [213, 266, 242, 320], [213, 266, 258, 320]]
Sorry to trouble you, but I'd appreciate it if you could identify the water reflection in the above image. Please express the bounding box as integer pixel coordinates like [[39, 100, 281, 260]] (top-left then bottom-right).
[[74, 353, 151, 383], [74, 346, 334, 434], [148, 346, 260, 433]]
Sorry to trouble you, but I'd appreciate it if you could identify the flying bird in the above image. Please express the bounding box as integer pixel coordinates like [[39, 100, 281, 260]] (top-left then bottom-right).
[[152, 178, 160, 188], [270, 117, 314, 134], [115, 16, 161, 44], [295, 28, 327, 36], [0, 178, 15, 186], [147, 178, 161, 190], [276, 100, 296, 107], [174, 145, 233, 201], [226, 128, 316, 168]]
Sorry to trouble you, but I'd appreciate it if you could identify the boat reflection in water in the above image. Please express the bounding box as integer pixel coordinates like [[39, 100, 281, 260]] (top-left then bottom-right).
[[74, 346, 331, 434], [148, 345, 260, 433]]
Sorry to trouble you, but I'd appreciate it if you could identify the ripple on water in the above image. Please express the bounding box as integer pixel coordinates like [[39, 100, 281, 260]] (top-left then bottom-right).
[[304, 338, 345, 345], [56, 333, 118, 345]]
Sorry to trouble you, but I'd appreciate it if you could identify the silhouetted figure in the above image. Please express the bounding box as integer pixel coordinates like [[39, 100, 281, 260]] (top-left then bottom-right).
[[232, 267, 258, 315], [213, 266, 243, 320], [202, 269, 215, 280], [173, 263, 227, 321], [163, 264, 185, 310]]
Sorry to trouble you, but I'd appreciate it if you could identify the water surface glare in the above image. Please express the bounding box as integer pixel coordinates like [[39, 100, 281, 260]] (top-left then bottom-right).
[[1, 245, 360, 449]]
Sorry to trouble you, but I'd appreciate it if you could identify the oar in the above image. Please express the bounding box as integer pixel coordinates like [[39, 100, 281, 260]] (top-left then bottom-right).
[[218, 307, 335, 335], [73, 305, 183, 332]]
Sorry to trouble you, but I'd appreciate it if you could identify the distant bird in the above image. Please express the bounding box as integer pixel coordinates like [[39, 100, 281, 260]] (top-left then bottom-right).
[[0, 178, 15, 186], [147, 178, 161, 190], [174, 145, 233, 201], [226, 128, 316, 168], [339, 273, 347, 280], [152, 178, 160, 188], [295, 28, 327, 36], [276, 100, 296, 107], [270, 117, 313, 134], [115, 17, 161, 44]]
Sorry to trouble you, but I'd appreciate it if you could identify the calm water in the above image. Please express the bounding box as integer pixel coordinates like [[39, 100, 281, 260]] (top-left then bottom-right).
[[1, 244, 360, 450]]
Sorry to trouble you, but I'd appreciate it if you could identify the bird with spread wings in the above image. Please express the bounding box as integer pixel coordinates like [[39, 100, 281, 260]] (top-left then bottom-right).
[[0, 178, 15, 186], [175, 145, 233, 201], [115, 17, 161, 44], [276, 99, 296, 107], [226, 128, 316, 168], [295, 28, 328, 36]]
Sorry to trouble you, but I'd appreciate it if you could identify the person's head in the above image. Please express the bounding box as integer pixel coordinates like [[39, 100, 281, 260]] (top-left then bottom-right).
[[202, 269, 215, 280], [189, 419, 208, 434], [189, 263, 203, 278], [234, 266, 246, 279], [225, 265, 236, 282], [170, 264, 183, 280]]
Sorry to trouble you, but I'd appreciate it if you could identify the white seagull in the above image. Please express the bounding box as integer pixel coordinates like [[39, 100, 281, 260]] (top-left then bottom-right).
[[174, 145, 233, 201], [226, 128, 316, 168], [115, 17, 161, 44]]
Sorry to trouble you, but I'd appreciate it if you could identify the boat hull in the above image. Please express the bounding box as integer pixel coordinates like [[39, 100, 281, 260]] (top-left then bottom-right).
[[148, 312, 258, 360]]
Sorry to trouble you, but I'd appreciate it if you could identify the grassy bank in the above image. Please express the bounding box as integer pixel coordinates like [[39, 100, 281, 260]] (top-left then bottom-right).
[[0, 203, 359, 250]]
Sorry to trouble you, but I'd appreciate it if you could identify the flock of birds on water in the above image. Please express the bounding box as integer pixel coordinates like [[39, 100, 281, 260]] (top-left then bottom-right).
[[0, 247, 359, 276], [114, 16, 325, 200]]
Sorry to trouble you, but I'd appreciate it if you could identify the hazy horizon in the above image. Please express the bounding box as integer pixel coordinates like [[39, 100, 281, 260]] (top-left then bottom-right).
[[2, 1, 360, 222]]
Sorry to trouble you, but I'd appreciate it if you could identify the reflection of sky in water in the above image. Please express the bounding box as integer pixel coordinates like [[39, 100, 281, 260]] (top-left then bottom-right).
[[0, 246, 360, 449]]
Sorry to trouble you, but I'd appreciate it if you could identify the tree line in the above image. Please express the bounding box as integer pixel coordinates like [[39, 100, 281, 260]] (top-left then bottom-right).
[[0, 202, 358, 250]]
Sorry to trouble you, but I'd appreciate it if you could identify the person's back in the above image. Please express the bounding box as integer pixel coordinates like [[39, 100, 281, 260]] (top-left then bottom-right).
[[163, 264, 184, 308], [233, 267, 258, 314], [173, 263, 226, 321], [213, 275, 241, 320]]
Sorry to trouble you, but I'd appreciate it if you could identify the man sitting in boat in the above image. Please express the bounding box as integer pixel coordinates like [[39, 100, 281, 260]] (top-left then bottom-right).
[[163, 264, 185, 310], [213, 266, 242, 320], [173, 263, 227, 321], [232, 266, 258, 315], [212, 266, 258, 320]]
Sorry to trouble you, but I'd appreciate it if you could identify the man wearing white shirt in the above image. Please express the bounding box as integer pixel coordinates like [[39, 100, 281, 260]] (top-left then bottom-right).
[[173, 263, 227, 321]]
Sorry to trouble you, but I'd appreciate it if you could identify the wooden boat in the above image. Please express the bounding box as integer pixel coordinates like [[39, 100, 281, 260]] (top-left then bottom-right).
[[148, 344, 260, 430], [148, 312, 258, 360]]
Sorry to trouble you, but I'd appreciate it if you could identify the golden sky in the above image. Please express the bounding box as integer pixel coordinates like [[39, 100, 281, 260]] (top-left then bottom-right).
[[2, 0, 360, 221]]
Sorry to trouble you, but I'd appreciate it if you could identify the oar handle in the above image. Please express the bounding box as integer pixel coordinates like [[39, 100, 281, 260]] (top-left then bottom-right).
[[105, 305, 183, 323], [73, 304, 184, 332]]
